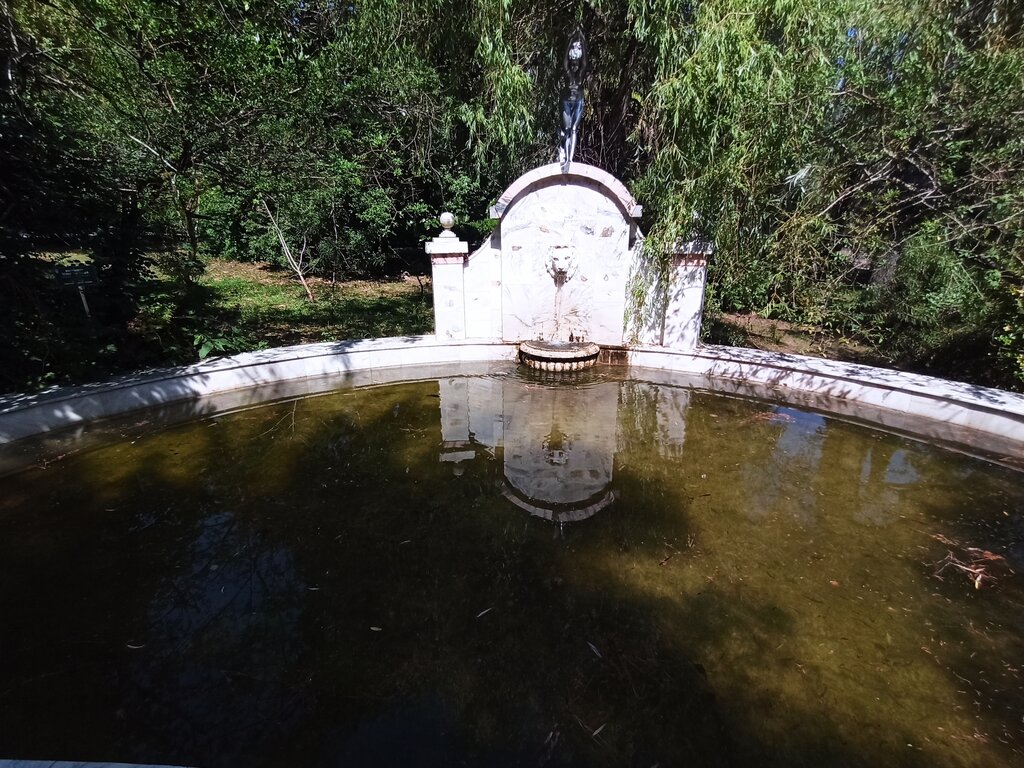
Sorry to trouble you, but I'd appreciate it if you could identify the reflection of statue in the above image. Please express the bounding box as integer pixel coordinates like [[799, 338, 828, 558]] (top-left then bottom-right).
[[558, 28, 588, 173]]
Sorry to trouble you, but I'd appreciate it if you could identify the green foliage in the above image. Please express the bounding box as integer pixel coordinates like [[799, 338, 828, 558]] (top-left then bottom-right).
[[997, 285, 1024, 384], [623, 0, 1024, 387], [867, 222, 988, 366], [192, 329, 254, 360], [3, 0, 1023, 389]]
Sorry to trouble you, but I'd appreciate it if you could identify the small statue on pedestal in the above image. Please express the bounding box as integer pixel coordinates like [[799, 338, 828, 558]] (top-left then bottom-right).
[[558, 27, 588, 173]]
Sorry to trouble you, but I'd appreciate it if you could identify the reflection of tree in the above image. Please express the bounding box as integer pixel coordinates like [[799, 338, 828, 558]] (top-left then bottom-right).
[[122, 510, 308, 763]]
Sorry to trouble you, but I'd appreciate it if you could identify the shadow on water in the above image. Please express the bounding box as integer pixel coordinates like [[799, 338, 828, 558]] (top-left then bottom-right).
[[0, 369, 1022, 767]]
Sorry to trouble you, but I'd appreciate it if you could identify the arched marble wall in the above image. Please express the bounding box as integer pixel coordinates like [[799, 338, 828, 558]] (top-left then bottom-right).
[[426, 162, 710, 349]]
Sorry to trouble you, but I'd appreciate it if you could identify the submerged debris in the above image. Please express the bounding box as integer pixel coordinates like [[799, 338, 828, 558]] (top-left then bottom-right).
[[740, 410, 795, 426], [930, 533, 1012, 589]]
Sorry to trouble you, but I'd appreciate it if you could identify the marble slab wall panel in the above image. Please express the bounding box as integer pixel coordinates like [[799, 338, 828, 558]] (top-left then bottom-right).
[[662, 260, 708, 349], [626, 245, 666, 347], [463, 241, 503, 339], [498, 178, 639, 345], [431, 260, 467, 340]]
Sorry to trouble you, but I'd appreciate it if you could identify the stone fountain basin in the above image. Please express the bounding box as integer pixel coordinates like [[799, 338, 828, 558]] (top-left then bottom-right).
[[1, 335, 1022, 472], [519, 340, 600, 371]]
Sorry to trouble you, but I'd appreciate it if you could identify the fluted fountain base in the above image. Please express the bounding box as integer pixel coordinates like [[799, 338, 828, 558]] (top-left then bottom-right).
[[518, 340, 600, 372]]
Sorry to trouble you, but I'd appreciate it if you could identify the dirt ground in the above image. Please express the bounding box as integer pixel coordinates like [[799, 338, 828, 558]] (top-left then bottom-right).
[[712, 312, 881, 365]]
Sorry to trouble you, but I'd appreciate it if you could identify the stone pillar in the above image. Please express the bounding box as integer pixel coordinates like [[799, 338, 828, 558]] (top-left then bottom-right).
[[662, 240, 713, 351], [425, 212, 469, 340]]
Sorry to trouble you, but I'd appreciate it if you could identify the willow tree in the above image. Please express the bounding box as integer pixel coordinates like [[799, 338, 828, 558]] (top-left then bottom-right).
[[4, 0, 1022, 388], [460, 1, 1023, 386], [628, 0, 1023, 385]]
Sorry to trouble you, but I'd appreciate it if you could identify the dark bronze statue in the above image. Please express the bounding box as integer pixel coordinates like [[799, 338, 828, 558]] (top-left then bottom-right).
[[558, 27, 588, 173]]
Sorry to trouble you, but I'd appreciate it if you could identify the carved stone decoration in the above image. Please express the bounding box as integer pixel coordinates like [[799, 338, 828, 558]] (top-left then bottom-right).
[[519, 339, 600, 371]]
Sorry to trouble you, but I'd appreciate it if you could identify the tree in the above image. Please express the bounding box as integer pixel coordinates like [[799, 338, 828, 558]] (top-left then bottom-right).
[[3, 0, 1022, 388]]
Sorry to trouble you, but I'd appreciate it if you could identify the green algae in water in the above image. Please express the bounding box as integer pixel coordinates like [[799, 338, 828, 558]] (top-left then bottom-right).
[[0, 366, 1022, 767]]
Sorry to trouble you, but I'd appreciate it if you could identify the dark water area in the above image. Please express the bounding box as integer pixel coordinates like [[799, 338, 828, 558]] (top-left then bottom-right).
[[1, 365, 1022, 767]]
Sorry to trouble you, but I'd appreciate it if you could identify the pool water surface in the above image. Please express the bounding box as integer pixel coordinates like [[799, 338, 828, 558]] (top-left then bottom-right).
[[1, 366, 1021, 767]]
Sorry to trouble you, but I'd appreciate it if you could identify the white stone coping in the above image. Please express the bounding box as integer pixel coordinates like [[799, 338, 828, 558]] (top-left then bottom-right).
[[0, 336, 517, 446], [627, 345, 1024, 463], [0, 338, 1021, 468], [424, 235, 469, 255], [668, 239, 715, 256], [489, 162, 643, 219]]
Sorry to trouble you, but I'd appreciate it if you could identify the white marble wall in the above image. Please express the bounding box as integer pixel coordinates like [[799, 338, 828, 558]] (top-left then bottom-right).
[[444, 164, 644, 347], [463, 241, 502, 339], [431, 163, 713, 351], [431, 259, 467, 340], [662, 256, 708, 349], [498, 179, 638, 345]]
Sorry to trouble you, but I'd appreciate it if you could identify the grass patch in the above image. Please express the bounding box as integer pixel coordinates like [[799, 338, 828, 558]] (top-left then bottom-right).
[[155, 261, 434, 357], [3, 255, 433, 393]]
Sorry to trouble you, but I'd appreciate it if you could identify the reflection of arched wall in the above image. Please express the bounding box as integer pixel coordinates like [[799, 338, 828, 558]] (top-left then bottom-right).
[[501, 380, 619, 519], [436, 377, 626, 523], [434, 375, 696, 525]]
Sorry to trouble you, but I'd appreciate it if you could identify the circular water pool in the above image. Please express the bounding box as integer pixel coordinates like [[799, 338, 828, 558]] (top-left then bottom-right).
[[1, 364, 1022, 767]]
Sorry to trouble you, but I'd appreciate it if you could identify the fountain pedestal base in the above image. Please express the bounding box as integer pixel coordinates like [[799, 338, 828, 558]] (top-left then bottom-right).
[[518, 340, 600, 372]]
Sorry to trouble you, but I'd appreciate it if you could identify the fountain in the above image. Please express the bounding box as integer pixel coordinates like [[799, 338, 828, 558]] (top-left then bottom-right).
[[424, 28, 710, 373], [2, 26, 1018, 465], [1, 28, 1024, 767], [2, 367, 1023, 768]]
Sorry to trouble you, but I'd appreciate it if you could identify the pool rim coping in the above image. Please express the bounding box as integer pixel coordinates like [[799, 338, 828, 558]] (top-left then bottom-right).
[[1, 334, 1021, 463]]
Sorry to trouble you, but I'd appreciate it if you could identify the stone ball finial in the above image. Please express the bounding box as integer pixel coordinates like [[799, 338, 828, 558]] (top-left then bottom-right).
[[439, 211, 456, 230]]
